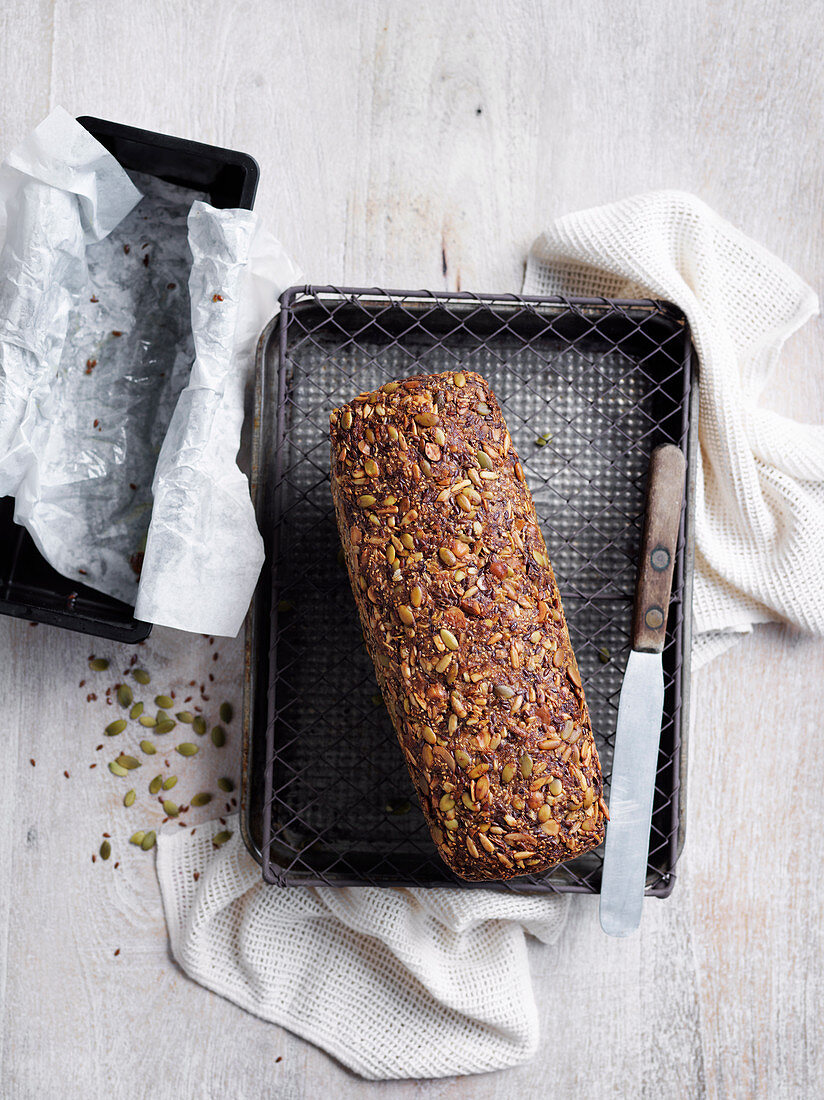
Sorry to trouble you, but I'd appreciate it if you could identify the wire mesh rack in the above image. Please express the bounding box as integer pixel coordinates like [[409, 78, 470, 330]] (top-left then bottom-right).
[[242, 287, 697, 895]]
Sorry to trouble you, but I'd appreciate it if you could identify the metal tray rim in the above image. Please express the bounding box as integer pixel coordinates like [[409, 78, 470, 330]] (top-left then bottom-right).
[[241, 286, 698, 895]]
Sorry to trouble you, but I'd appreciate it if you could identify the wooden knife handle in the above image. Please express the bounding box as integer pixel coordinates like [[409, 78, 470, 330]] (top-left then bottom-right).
[[632, 444, 687, 653]]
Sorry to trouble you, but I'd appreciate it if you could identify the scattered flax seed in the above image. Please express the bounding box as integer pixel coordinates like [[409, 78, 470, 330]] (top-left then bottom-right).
[[111, 330, 122, 337], [85, 358, 97, 374], [30, 759, 35, 766], [193, 871, 200, 881], [212, 294, 223, 302], [114, 948, 120, 956], [63, 771, 70, 778]]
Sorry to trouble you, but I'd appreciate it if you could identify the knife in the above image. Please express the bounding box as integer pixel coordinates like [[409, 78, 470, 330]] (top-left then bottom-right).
[[599, 443, 686, 937]]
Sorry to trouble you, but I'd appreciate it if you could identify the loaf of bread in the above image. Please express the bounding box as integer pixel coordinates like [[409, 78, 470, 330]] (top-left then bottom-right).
[[330, 371, 606, 881]]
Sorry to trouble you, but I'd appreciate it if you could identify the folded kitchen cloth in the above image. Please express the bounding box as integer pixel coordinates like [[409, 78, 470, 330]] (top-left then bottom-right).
[[156, 192, 823, 1081], [156, 817, 569, 1080], [524, 191, 823, 668]]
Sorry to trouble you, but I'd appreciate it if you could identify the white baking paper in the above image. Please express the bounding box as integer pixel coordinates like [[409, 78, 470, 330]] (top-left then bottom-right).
[[133, 208, 301, 634], [0, 107, 301, 636]]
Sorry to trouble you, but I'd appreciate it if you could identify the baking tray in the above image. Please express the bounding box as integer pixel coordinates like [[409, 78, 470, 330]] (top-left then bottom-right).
[[0, 116, 259, 642], [242, 287, 698, 895]]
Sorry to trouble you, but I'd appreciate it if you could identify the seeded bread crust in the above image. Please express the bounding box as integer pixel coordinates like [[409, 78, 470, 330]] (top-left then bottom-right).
[[330, 370, 606, 881]]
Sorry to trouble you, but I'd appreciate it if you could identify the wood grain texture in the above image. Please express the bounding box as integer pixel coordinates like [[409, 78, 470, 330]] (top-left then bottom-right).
[[0, 0, 822, 1097]]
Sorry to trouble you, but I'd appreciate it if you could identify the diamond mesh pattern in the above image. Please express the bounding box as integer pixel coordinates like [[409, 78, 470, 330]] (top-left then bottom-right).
[[243, 288, 695, 896]]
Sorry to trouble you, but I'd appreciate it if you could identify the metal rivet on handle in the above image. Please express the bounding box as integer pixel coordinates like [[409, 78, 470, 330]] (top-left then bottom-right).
[[645, 606, 665, 630], [650, 546, 670, 571]]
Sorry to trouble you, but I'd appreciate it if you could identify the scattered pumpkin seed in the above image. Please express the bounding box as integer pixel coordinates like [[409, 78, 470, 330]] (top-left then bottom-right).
[[163, 799, 179, 817], [133, 668, 150, 685], [89, 657, 109, 671], [162, 776, 178, 790], [117, 684, 133, 707], [277, 599, 294, 613], [597, 646, 611, 664], [534, 432, 552, 447], [176, 742, 198, 757], [140, 830, 156, 851], [138, 715, 157, 728], [212, 830, 232, 848], [99, 840, 111, 860], [176, 711, 193, 724], [130, 702, 144, 719], [192, 716, 207, 736], [139, 740, 157, 755], [190, 792, 213, 807], [108, 761, 128, 777], [155, 719, 176, 735], [116, 754, 141, 770], [155, 709, 170, 722], [129, 831, 146, 846], [211, 726, 226, 747], [217, 777, 234, 793], [384, 798, 411, 815], [105, 719, 127, 736], [371, 693, 383, 707], [123, 788, 136, 807], [154, 694, 173, 709], [149, 775, 163, 794]]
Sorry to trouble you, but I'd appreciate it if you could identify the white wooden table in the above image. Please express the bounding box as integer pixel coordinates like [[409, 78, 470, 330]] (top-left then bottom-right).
[[1, 2, 822, 1097]]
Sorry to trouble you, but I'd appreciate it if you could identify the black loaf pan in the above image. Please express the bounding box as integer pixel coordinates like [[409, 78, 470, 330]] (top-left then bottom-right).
[[0, 116, 259, 642]]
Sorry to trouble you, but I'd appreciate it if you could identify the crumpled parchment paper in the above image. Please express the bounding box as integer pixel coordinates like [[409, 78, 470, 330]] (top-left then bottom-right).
[[0, 107, 300, 636]]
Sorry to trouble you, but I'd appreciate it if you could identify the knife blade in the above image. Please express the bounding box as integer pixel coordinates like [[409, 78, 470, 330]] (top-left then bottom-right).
[[599, 443, 686, 937]]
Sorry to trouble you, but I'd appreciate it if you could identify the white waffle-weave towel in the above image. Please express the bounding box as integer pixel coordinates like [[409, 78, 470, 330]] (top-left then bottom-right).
[[523, 190, 823, 667], [157, 818, 569, 1080], [157, 193, 823, 1082]]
